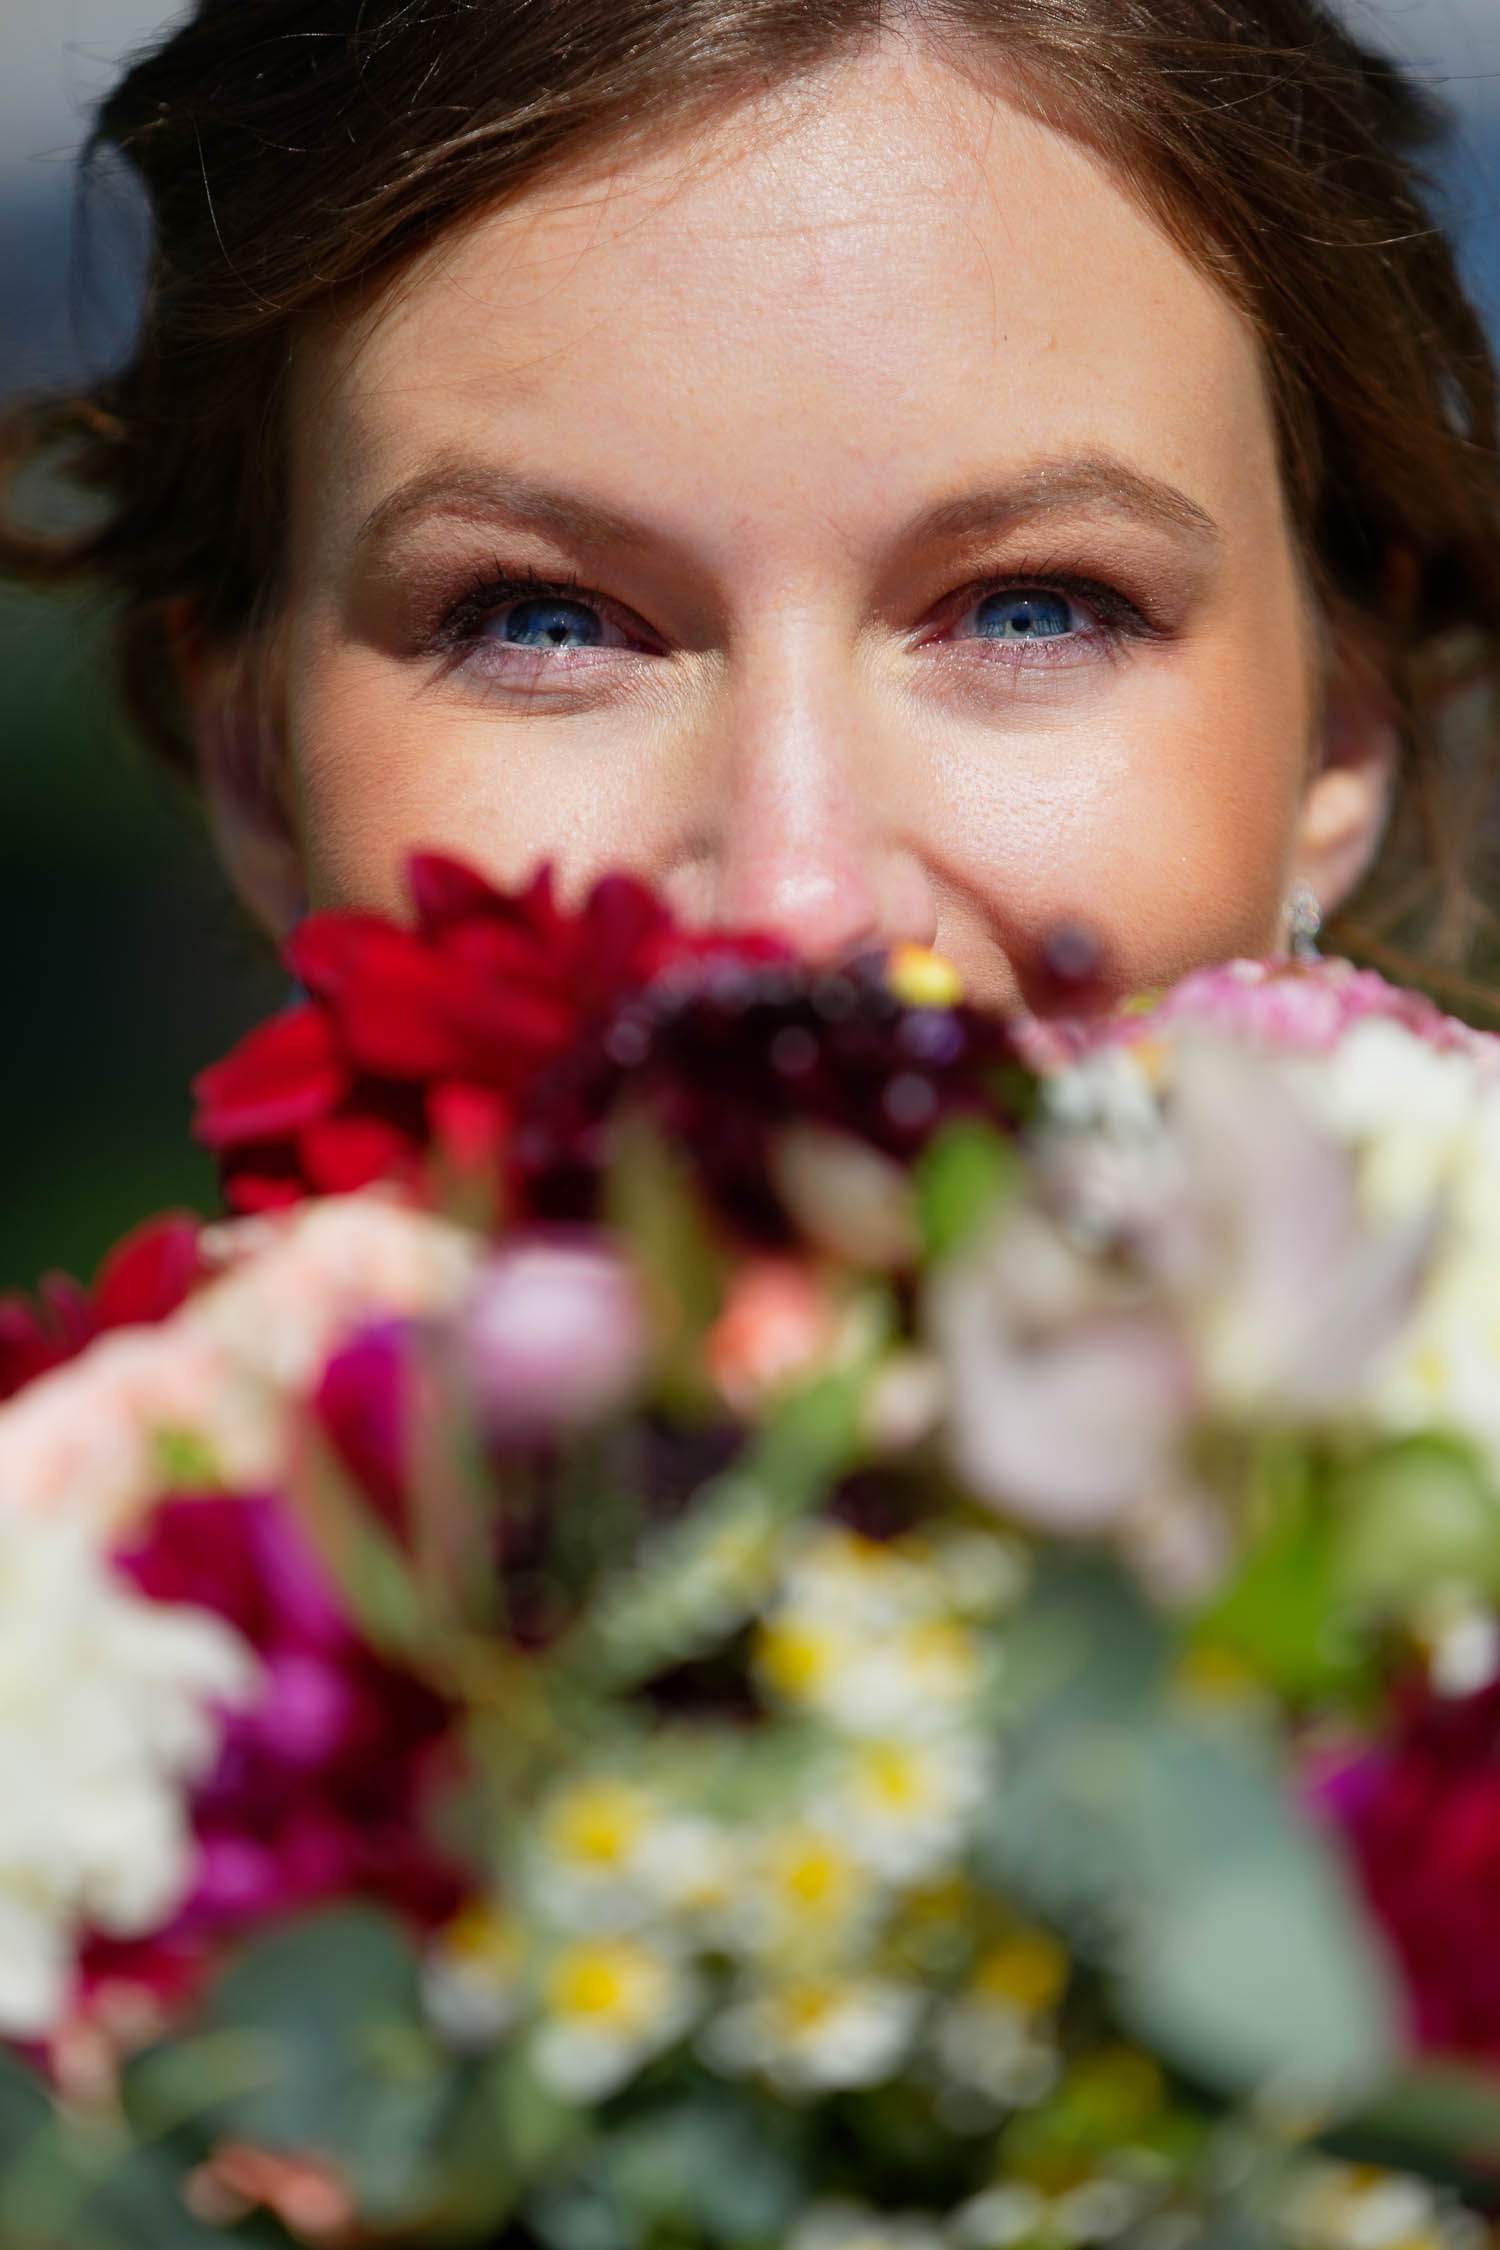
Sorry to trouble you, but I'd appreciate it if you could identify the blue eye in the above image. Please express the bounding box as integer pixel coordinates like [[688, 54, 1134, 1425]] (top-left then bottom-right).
[[489, 596, 606, 650], [967, 589, 1079, 642]]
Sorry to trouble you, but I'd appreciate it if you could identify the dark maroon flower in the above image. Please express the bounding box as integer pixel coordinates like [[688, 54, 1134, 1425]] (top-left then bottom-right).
[[90, 1493, 468, 2008], [1329, 1666, 1500, 2063], [0, 1213, 203, 1404], [517, 953, 1032, 1248]]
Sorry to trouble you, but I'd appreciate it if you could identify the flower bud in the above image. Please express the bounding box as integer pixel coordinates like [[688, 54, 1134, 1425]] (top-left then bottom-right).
[[461, 1235, 649, 1446]]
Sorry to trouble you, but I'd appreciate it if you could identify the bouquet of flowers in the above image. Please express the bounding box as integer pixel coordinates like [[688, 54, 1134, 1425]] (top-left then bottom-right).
[[9, 854, 1500, 2249]]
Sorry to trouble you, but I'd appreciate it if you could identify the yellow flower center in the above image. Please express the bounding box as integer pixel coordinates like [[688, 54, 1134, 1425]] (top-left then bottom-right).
[[546, 1782, 648, 1871], [757, 1619, 835, 1701], [887, 944, 965, 1010], [546, 1940, 661, 2030]]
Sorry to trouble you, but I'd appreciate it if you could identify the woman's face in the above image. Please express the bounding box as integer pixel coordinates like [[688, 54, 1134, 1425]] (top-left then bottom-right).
[[258, 34, 1366, 1012]]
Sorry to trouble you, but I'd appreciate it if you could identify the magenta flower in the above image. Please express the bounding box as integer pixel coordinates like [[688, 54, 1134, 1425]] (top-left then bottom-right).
[[87, 1493, 468, 2015], [1324, 1671, 1500, 2064]]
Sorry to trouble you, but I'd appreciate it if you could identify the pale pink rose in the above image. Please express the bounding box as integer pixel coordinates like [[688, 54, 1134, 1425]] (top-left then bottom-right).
[[0, 1327, 239, 1527], [0, 1196, 480, 1528], [185, 1196, 480, 1394]]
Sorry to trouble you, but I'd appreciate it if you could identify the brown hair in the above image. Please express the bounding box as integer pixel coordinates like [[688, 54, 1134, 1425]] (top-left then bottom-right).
[[4, 0, 1499, 995]]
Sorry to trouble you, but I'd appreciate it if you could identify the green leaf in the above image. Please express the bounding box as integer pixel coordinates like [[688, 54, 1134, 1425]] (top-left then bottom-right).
[[412, 2048, 584, 2239], [1116, 1762, 1401, 2111], [0, 2098, 284, 2250], [292, 1430, 435, 1665], [1193, 1471, 1365, 1701], [529, 2090, 807, 2250], [914, 1119, 1021, 1264], [128, 1906, 459, 2230], [561, 1366, 872, 1694], [604, 1110, 731, 1412], [1335, 1437, 1500, 1612], [1327, 2060, 1500, 2195], [977, 1560, 1401, 2109]]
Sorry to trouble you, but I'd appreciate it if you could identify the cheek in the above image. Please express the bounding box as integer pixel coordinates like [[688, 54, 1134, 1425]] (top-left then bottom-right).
[[283, 644, 662, 913], [919, 636, 1315, 996]]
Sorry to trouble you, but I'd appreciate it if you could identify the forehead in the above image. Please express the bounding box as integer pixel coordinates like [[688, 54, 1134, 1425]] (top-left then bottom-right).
[[289, 35, 1285, 567]]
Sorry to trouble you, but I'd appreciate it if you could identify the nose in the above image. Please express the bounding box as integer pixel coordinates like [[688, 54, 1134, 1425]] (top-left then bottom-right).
[[668, 642, 938, 965]]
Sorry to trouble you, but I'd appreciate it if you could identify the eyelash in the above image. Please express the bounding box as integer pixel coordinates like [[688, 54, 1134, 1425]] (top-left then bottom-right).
[[429, 558, 1157, 676]]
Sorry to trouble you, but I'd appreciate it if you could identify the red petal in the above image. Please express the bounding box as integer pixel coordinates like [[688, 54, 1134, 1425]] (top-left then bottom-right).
[[194, 1008, 347, 1149], [94, 1214, 202, 1331], [299, 1114, 419, 1195], [407, 853, 506, 933], [582, 873, 675, 991], [224, 1173, 307, 1216], [427, 1081, 511, 1171], [39, 1273, 95, 1356], [287, 913, 398, 1003], [331, 927, 477, 1078], [0, 1298, 66, 1402]]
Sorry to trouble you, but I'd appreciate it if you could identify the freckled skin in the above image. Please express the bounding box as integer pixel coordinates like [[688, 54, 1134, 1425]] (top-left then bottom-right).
[[268, 33, 1338, 1012]]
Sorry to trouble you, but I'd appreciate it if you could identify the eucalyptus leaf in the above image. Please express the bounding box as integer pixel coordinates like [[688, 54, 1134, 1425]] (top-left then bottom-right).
[[127, 1905, 460, 2229], [529, 2091, 806, 2250], [978, 1562, 1400, 2109], [1327, 2061, 1500, 2195]]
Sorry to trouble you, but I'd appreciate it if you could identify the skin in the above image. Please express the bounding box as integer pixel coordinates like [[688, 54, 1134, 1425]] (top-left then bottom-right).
[[200, 32, 1393, 1014]]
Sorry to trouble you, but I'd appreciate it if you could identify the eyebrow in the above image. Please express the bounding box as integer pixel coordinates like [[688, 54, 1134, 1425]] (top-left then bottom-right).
[[353, 446, 1222, 564]]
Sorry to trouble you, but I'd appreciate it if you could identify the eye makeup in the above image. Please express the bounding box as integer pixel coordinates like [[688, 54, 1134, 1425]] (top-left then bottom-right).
[[414, 552, 1171, 698]]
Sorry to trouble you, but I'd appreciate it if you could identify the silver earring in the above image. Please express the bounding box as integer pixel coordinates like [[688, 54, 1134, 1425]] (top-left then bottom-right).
[[1286, 882, 1323, 962]]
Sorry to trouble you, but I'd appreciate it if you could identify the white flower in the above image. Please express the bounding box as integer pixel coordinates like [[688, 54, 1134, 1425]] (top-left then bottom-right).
[[527, 1776, 666, 1929], [706, 1972, 922, 2091], [827, 1731, 990, 1882], [530, 1934, 697, 2100], [633, 1815, 738, 1923], [421, 1905, 523, 2052], [1293, 1020, 1484, 1227], [755, 1528, 988, 1736], [953, 2178, 1148, 2248], [788, 2201, 950, 2250], [0, 1508, 259, 2037], [932, 1930, 1068, 2108], [1282, 2160, 1488, 2250], [726, 1822, 878, 1964], [931, 1036, 1434, 1542]]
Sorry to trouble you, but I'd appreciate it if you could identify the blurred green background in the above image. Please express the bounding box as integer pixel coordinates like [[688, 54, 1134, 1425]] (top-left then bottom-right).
[[3, 0, 1500, 1295]]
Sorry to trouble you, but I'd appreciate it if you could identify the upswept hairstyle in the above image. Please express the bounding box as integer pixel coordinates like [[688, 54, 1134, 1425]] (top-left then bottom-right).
[[3, 0, 1499, 989]]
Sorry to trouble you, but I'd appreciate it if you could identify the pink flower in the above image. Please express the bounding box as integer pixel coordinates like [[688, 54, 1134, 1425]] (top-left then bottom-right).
[[459, 1234, 650, 1447], [1117, 956, 1500, 1072]]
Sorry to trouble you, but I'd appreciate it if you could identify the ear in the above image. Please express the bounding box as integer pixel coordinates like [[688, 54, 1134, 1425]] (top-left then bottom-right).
[[167, 598, 305, 939], [1291, 614, 1400, 921]]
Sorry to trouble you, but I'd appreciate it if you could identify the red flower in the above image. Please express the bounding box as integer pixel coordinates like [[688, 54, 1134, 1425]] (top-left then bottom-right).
[[193, 854, 780, 1217], [0, 1213, 203, 1403], [1329, 1668, 1500, 2063]]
